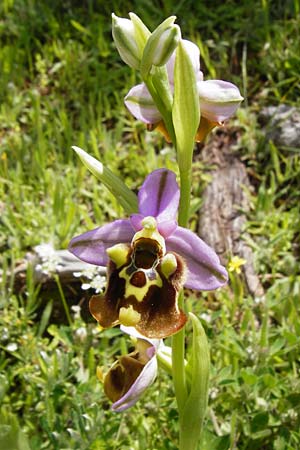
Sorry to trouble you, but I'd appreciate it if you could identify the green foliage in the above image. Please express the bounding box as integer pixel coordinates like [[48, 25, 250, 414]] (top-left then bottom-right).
[[0, 1, 299, 449]]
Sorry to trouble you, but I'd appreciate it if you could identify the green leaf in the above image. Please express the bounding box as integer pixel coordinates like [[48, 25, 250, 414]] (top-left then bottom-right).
[[201, 430, 230, 450], [37, 299, 53, 337], [0, 410, 31, 450], [179, 313, 210, 450], [251, 412, 269, 433], [72, 146, 138, 214], [240, 368, 258, 385]]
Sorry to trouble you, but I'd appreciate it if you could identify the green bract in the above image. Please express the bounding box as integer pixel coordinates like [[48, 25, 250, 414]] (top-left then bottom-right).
[[72, 146, 138, 214], [172, 40, 200, 172]]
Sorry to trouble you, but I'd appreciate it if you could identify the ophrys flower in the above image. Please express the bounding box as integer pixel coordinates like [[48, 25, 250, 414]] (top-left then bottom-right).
[[69, 169, 227, 338], [103, 326, 160, 412]]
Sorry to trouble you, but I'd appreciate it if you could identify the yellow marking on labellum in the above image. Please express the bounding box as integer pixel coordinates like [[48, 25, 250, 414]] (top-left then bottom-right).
[[132, 216, 166, 255], [160, 253, 177, 279], [119, 305, 141, 326], [119, 267, 163, 303], [106, 243, 129, 268]]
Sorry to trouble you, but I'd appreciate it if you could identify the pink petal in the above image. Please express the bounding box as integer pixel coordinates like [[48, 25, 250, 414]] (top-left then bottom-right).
[[166, 226, 228, 290], [112, 326, 160, 412], [198, 80, 243, 122], [112, 355, 158, 411], [68, 219, 134, 266], [138, 169, 180, 223], [124, 83, 162, 124]]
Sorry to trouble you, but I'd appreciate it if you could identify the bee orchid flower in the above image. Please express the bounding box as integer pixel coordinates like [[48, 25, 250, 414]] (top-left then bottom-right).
[[69, 169, 227, 338], [103, 326, 160, 412], [124, 39, 243, 141]]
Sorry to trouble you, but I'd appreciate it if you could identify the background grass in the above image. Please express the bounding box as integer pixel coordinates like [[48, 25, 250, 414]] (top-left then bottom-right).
[[0, 1, 299, 449]]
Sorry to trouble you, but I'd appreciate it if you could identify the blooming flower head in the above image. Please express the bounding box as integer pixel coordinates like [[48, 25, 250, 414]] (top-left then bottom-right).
[[124, 39, 243, 142], [69, 169, 227, 338], [228, 255, 246, 274], [35, 243, 63, 278], [103, 326, 160, 412]]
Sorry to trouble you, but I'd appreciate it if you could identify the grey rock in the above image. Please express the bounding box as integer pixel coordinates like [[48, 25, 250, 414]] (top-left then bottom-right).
[[259, 105, 300, 149]]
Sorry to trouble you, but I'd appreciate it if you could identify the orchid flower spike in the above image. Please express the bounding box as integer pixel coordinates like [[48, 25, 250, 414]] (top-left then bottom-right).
[[103, 326, 160, 412], [69, 169, 228, 338], [125, 39, 243, 142]]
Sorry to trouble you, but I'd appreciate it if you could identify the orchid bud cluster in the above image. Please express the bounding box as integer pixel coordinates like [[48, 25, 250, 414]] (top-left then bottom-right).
[[112, 13, 243, 144], [112, 13, 180, 73]]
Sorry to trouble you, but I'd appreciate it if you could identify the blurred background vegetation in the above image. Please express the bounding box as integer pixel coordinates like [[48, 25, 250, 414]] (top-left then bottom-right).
[[0, 1, 299, 449]]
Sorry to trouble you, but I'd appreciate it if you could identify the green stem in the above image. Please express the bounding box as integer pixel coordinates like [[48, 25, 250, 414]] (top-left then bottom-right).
[[172, 292, 188, 413], [144, 72, 176, 144], [54, 274, 72, 326], [178, 167, 192, 227], [171, 164, 192, 415]]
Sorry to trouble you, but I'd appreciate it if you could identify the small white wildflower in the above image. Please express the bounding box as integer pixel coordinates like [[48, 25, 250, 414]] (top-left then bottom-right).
[[75, 327, 88, 342], [35, 243, 63, 276], [1, 328, 9, 341], [254, 295, 266, 305], [6, 342, 18, 352], [209, 388, 219, 399], [73, 271, 82, 278], [256, 397, 268, 408], [200, 312, 212, 323], [288, 409, 297, 420], [220, 422, 231, 434], [73, 266, 106, 294], [246, 346, 254, 356]]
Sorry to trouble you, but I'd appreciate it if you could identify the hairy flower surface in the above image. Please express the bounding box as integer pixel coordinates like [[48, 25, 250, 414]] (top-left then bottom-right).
[[125, 39, 243, 141], [69, 169, 227, 338], [103, 326, 160, 411]]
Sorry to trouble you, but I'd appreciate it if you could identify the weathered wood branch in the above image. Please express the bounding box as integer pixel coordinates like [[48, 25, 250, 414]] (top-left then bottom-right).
[[197, 127, 264, 297]]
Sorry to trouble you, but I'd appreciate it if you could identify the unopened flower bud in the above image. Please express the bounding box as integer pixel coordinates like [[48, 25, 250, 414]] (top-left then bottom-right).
[[141, 16, 181, 76], [112, 13, 141, 69], [151, 25, 181, 66]]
